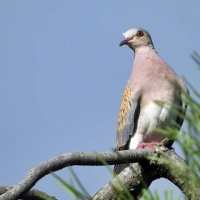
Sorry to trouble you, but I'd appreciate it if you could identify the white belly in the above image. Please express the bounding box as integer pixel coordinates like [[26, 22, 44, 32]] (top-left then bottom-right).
[[129, 102, 176, 149]]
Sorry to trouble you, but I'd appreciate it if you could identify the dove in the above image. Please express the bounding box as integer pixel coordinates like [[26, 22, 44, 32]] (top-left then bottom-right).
[[114, 28, 188, 174]]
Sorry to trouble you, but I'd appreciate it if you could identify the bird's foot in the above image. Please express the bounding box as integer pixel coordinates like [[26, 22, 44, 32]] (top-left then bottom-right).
[[137, 142, 162, 152]]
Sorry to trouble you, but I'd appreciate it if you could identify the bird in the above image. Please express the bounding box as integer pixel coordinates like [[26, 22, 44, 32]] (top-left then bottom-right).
[[114, 28, 188, 175]]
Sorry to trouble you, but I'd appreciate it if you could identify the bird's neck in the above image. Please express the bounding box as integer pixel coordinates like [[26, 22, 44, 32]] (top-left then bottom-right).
[[134, 45, 156, 54], [148, 44, 156, 52], [130, 46, 159, 78]]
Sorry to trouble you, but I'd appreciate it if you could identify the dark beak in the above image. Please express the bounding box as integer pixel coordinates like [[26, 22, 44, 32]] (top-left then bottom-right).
[[119, 37, 133, 47], [119, 40, 128, 47]]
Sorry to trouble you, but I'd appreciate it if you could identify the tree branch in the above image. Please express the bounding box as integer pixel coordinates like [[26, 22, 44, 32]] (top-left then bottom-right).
[[93, 147, 200, 200], [0, 149, 152, 200], [0, 147, 199, 200], [0, 186, 57, 200]]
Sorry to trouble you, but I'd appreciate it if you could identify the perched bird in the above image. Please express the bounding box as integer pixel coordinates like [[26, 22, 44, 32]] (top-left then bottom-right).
[[114, 28, 188, 174]]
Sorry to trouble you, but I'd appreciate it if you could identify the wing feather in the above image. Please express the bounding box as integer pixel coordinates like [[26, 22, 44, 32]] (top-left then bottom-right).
[[114, 85, 140, 174], [116, 85, 140, 148]]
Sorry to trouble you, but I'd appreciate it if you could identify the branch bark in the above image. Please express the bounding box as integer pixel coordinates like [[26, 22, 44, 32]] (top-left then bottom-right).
[[0, 186, 57, 200], [93, 147, 200, 199], [0, 147, 199, 200]]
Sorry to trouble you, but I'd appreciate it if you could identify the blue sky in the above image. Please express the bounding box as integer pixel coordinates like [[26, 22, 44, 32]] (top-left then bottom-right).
[[0, 1, 200, 199]]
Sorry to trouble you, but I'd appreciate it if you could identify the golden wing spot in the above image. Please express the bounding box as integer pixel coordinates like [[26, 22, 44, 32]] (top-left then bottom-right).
[[117, 85, 131, 130]]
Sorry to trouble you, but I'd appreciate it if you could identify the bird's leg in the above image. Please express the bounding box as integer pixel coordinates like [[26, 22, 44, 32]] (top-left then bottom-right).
[[136, 142, 162, 152]]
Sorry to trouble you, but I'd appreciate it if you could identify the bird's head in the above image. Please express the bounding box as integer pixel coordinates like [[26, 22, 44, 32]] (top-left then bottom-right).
[[119, 28, 154, 51]]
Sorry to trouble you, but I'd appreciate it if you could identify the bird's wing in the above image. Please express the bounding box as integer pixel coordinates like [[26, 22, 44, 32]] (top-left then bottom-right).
[[116, 84, 140, 149], [175, 90, 188, 129], [114, 85, 140, 174], [161, 87, 189, 148], [116, 85, 140, 150]]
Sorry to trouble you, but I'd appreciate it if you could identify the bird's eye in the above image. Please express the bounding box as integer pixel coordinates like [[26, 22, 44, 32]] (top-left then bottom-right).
[[136, 31, 144, 37]]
